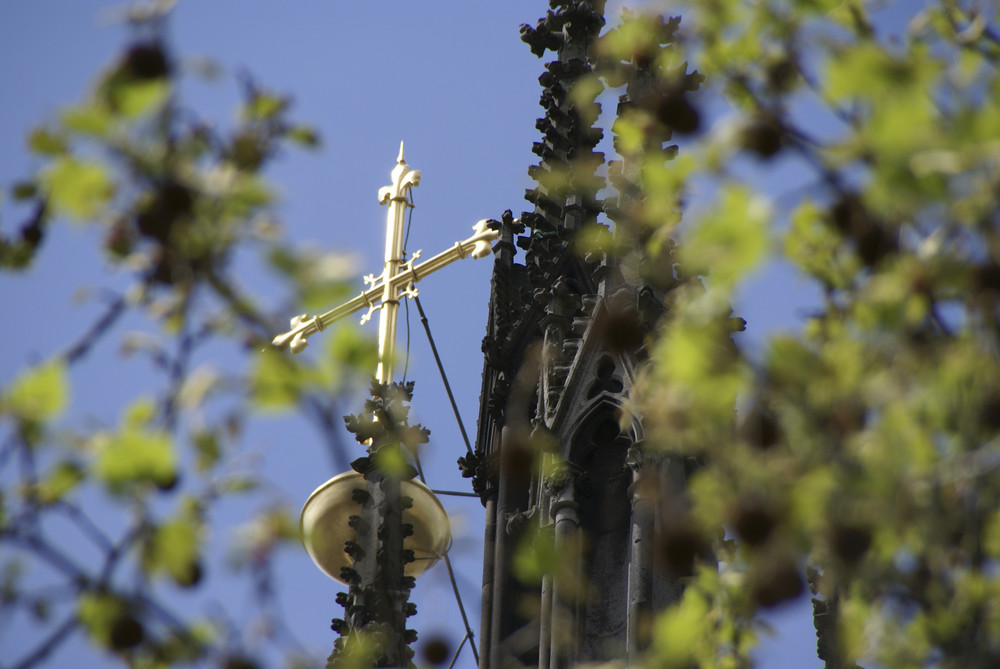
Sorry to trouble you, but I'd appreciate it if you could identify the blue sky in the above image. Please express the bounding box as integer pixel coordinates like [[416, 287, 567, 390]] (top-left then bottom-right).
[[0, 1, 830, 666]]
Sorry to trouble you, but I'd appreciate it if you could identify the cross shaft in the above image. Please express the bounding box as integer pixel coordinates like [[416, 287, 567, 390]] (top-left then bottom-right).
[[271, 144, 499, 384]]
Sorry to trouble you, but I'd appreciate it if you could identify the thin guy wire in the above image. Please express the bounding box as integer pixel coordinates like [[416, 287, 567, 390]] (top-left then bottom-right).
[[398, 189, 477, 663], [412, 450, 479, 664], [447, 632, 471, 669], [413, 296, 474, 456]]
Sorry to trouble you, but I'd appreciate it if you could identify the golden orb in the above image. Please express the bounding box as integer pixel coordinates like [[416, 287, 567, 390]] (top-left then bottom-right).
[[300, 471, 451, 583]]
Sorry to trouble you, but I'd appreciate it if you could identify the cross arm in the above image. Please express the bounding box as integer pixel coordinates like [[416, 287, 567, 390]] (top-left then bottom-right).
[[270, 220, 500, 354], [396, 219, 499, 286], [270, 283, 384, 354]]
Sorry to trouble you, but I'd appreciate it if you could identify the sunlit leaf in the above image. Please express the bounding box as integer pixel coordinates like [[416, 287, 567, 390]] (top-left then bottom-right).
[[321, 324, 379, 391], [244, 92, 288, 120], [679, 184, 769, 292], [784, 197, 858, 289], [191, 430, 221, 472], [568, 73, 603, 126], [651, 585, 710, 666], [250, 348, 306, 412], [142, 512, 201, 584], [77, 592, 141, 650], [512, 526, 561, 585], [94, 428, 177, 492], [111, 79, 170, 118], [42, 156, 114, 221], [123, 397, 157, 427], [2, 361, 68, 422], [59, 104, 112, 137], [286, 124, 320, 148], [36, 460, 86, 504], [11, 180, 38, 200], [27, 127, 68, 155]]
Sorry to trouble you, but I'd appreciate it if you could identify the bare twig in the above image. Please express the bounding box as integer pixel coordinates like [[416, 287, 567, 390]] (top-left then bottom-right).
[[55, 502, 115, 554], [60, 294, 127, 366], [9, 614, 80, 669]]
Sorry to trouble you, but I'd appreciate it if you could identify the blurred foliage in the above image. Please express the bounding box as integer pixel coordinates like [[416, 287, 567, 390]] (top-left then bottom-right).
[[3, 0, 1000, 668], [575, 1, 1000, 667], [0, 4, 369, 667]]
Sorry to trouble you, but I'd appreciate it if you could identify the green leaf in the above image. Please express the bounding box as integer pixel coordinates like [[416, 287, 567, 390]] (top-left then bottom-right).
[[322, 325, 380, 390], [250, 348, 305, 412], [36, 460, 86, 504], [512, 526, 560, 585], [651, 586, 710, 667], [27, 127, 68, 155], [191, 430, 221, 472], [679, 184, 769, 292], [142, 513, 201, 583], [220, 476, 259, 494], [784, 197, 858, 289], [42, 156, 114, 221], [825, 42, 940, 108], [650, 312, 747, 431], [286, 124, 320, 148], [266, 245, 299, 277], [372, 446, 412, 479], [77, 591, 123, 647], [789, 467, 837, 535], [573, 223, 619, 256], [3, 362, 68, 421], [94, 428, 177, 492], [60, 104, 112, 137], [11, 181, 38, 200], [244, 92, 288, 120], [225, 174, 272, 216], [612, 110, 650, 155], [568, 73, 603, 126], [111, 79, 170, 119], [301, 281, 354, 313], [123, 397, 157, 428], [985, 509, 1000, 560]]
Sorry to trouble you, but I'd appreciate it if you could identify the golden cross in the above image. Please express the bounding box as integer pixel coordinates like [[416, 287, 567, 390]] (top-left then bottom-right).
[[272, 143, 499, 384]]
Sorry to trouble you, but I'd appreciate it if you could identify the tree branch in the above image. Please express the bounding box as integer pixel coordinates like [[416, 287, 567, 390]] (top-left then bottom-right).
[[59, 294, 127, 366], [9, 614, 80, 669]]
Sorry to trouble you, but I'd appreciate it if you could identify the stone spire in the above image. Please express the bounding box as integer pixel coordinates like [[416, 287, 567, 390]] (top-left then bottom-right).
[[327, 381, 426, 669], [468, 2, 706, 667]]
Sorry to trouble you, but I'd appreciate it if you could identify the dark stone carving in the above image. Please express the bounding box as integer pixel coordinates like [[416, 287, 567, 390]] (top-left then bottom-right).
[[471, 2, 713, 667], [457, 449, 499, 498], [327, 381, 427, 669]]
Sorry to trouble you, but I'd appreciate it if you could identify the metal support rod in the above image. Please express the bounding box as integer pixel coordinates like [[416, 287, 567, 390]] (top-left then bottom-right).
[[447, 631, 471, 669], [442, 552, 480, 665], [413, 296, 474, 456], [412, 451, 480, 664]]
